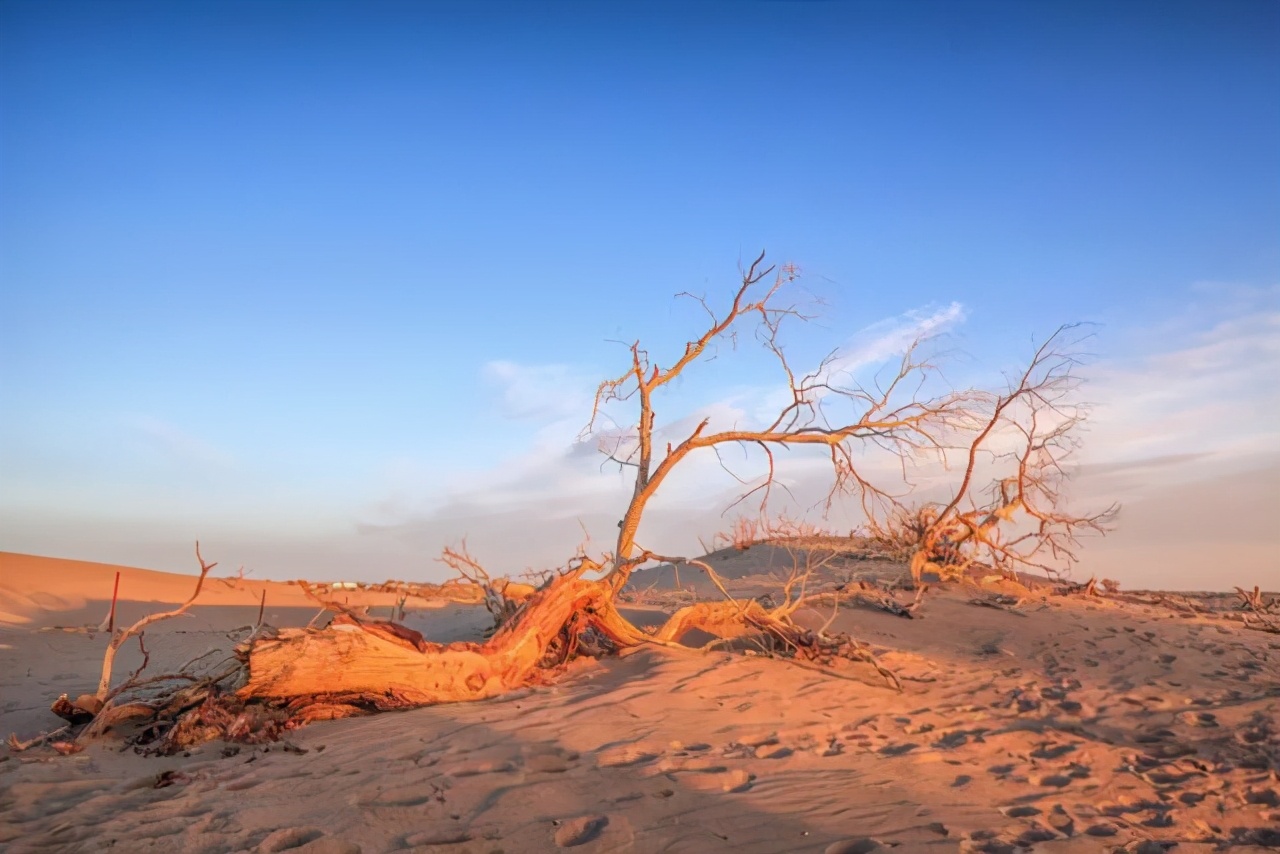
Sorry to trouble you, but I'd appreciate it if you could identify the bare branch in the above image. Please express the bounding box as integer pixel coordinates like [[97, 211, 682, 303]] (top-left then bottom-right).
[[96, 542, 216, 700]]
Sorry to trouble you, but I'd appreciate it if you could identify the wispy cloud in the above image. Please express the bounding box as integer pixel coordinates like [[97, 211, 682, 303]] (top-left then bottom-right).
[[483, 360, 590, 421], [1083, 292, 1280, 468], [127, 415, 236, 470], [819, 301, 967, 386], [749, 301, 967, 422]]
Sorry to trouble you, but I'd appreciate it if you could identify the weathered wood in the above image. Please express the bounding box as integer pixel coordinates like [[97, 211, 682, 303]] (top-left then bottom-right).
[[653, 601, 773, 644], [233, 571, 867, 716], [238, 575, 631, 706]]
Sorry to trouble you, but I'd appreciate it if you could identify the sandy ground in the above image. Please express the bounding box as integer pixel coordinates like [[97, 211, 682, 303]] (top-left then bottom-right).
[[1, 550, 1278, 853]]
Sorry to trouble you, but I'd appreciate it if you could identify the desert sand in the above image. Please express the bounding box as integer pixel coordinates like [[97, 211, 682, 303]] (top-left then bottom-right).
[[1, 549, 1278, 853]]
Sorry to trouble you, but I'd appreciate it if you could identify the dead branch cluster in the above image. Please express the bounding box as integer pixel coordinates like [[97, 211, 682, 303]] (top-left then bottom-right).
[[846, 580, 927, 619], [1229, 586, 1279, 633], [865, 335, 1118, 588], [437, 542, 539, 634], [714, 512, 829, 552], [1235, 585, 1278, 616], [1041, 579, 1280, 635], [9, 544, 254, 756]]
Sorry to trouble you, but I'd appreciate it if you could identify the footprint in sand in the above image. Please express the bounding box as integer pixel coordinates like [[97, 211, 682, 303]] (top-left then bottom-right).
[[553, 815, 608, 847], [721, 742, 757, 759], [679, 768, 755, 793], [1030, 743, 1076, 760], [1176, 710, 1218, 727], [451, 759, 517, 777], [523, 747, 579, 773], [595, 744, 661, 768], [402, 829, 472, 846], [824, 839, 884, 854], [934, 729, 984, 749], [365, 785, 446, 808], [1046, 805, 1075, 836], [1245, 787, 1280, 807], [669, 740, 711, 753], [1013, 823, 1057, 845], [257, 827, 362, 853], [999, 805, 1041, 818]]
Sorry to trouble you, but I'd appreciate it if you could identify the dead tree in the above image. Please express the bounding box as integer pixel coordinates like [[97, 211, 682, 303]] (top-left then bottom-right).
[[32, 251, 1115, 752], [586, 253, 1112, 591], [590, 254, 960, 590], [877, 327, 1120, 585]]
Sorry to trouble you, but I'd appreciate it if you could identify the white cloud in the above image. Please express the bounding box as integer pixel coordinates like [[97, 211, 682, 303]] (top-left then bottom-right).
[[1082, 303, 1280, 470], [748, 301, 967, 422], [820, 301, 968, 386], [482, 360, 590, 420]]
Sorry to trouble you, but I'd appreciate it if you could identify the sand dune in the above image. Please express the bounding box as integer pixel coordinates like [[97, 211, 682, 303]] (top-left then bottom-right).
[[1, 551, 1278, 853]]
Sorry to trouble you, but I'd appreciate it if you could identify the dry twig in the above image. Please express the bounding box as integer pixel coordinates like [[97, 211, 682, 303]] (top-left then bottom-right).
[[96, 542, 216, 700]]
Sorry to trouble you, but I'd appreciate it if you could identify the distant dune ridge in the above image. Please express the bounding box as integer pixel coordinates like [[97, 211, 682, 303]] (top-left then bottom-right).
[[2, 549, 1278, 852]]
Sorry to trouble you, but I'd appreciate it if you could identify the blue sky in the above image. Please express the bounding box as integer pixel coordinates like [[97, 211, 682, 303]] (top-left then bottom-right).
[[2, 0, 1277, 587]]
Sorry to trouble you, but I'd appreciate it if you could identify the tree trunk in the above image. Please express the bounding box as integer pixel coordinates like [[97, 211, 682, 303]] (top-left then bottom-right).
[[236, 572, 846, 712], [238, 575, 632, 707], [234, 575, 872, 723]]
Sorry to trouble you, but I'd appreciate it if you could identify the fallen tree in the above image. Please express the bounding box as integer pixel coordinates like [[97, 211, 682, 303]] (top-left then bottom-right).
[[24, 251, 1116, 754]]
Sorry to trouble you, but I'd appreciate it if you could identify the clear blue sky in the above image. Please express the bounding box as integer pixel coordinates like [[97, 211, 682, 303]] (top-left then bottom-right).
[[2, 0, 1277, 585]]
